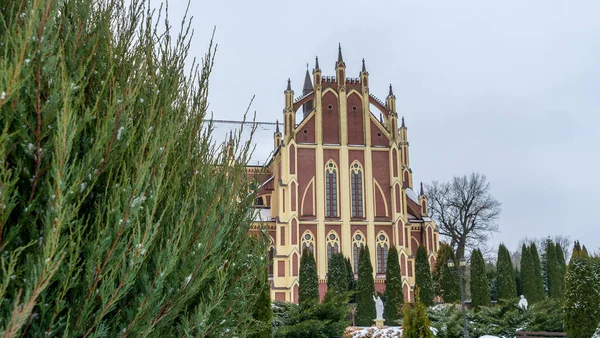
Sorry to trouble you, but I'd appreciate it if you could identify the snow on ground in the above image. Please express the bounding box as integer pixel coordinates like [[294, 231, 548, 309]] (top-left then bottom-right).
[[344, 326, 403, 338]]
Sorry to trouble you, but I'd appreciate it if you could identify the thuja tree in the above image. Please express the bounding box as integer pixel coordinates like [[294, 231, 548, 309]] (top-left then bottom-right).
[[415, 246, 434, 307], [402, 288, 434, 338], [433, 243, 459, 303], [555, 243, 567, 295], [299, 249, 319, 307], [327, 253, 348, 296], [355, 245, 375, 326], [496, 244, 517, 300], [470, 249, 491, 308], [251, 267, 273, 338], [521, 244, 537, 302], [0, 0, 269, 336], [530, 243, 545, 301], [384, 246, 403, 325], [344, 257, 356, 296], [545, 242, 561, 298], [564, 241, 600, 338]]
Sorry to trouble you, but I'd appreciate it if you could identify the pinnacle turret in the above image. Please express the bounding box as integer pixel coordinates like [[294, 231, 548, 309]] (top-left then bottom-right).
[[286, 78, 291, 91], [275, 120, 280, 133], [389, 84, 394, 97], [420, 182, 424, 196], [401, 116, 406, 128], [303, 65, 312, 94], [337, 43, 344, 64], [315, 56, 320, 71], [362, 58, 366, 73]]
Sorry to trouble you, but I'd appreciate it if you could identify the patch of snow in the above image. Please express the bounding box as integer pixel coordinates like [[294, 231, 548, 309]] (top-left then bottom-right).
[[406, 188, 419, 203]]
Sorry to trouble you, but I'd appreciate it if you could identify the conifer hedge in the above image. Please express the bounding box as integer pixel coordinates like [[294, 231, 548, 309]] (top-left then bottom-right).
[[433, 243, 460, 303], [496, 244, 517, 300], [299, 249, 319, 307], [470, 249, 490, 308], [327, 253, 348, 296], [384, 246, 403, 324], [415, 246, 434, 306], [0, 0, 269, 336], [355, 245, 375, 326], [530, 243, 545, 302]]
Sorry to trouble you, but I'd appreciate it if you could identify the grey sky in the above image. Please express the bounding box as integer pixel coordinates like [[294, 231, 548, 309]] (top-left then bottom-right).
[[163, 0, 600, 255]]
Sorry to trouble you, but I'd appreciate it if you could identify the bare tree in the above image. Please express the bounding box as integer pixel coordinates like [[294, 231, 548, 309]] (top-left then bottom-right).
[[426, 173, 501, 260]]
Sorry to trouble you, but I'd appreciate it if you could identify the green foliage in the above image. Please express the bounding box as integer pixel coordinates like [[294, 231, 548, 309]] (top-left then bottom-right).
[[470, 249, 491, 308], [344, 256, 356, 304], [428, 298, 565, 338], [327, 253, 348, 296], [415, 246, 434, 306], [0, 0, 269, 336], [530, 243, 546, 302], [385, 246, 403, 324], [402, 288, 434, 338], [496, 244, 517, 300], [555, 243, 567, 296], [521, 244, 539, 303], [272, 294, 350, 338], [545, 242, 562, 298], [433, 243, 460, 303], [564, 241, 600, 338], [250, 271, 274, 338], [299, 249, 319, 307], [355, 245, 375, 326], [486, 263, 498, 302]]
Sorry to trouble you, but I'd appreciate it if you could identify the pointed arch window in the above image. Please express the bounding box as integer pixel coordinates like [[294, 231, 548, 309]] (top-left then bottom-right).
[[268, 246, 274, 276], [326, 231, 340, 262], [301, 231, 315, 255], [352, 232, 366, 273], [325, 161, 338, 217], [377, 232, 389, 274], [350, 162, 364, 217]]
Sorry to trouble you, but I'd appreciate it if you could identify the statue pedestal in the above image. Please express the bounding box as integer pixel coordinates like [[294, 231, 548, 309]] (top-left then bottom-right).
[[373, 319, 384, 328]]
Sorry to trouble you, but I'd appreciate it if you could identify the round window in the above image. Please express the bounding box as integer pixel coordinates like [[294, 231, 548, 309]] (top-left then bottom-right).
[[328, 104, 333, 110], [329, 234, 335, 240], [379, 235, 385, 241], [305, 234, 311, 240], [356, 234, 362, 240]]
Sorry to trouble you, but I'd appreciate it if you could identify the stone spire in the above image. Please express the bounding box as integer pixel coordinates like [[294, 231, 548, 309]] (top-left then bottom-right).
[[389, 84, 394, 96], [337, 43, 344, 64], [275, 119, 280, 133], [315, 56, 320, 70], [286, 78, 291, 91], [420, 182, 424, 196], [362, 58, 367, 73], [303, 64, 312, 95], [401, 116, 405, 128]]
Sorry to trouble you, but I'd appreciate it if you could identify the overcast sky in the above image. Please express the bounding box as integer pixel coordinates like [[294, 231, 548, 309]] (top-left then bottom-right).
[[161, 0, 600, 255]]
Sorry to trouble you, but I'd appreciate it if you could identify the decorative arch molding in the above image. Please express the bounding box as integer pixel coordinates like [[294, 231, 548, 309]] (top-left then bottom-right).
[[326, 230, 340, 262], [376, 231, 390, 273], [300, 176, 315, 216], [373, 178, 389, 217], [301, 230, 315, 255], [292, 92, 315, 112], [346, 89, 363, 99], [321, 87, 339, 98], [352, 231, 366, 273]]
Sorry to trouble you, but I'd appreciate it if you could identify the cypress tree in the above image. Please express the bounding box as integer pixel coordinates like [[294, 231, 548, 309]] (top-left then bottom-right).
[[496, 244, 517, 300], [545, 242, 561, 298], [415, 246, 434, 307], [327, 253, 348, 296], [555, 243, 566, 297], [470, 249, 491, 308], [530, 243, 545, 301], [520, 244, 537, 302], [251, 272, 273, 338], [564, 241, 600, 338], [385, 246, 403, 325], [299, 249, 319, 307], [540, 237, 552, 296], [433, 243, 459, 303], [345, 257, 356, 296], [0, 1, 269, 335], [356, 245, 376, 326]]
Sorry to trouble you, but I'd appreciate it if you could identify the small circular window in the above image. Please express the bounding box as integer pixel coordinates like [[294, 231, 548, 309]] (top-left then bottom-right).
[[352, 106, 357, 111], [305, 234, 311, 240], [379, 234, 385, 241], [303, 129, 308, 134], [377, 132, 382, 137], [355, 234, 362, 241], [329, 234, 336, 240], [327, 104, 333, 110]]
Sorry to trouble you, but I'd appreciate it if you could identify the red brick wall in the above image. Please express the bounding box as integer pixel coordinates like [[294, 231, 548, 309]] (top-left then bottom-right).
[[347, 92, 364, 145], [280, 226, 285, 246], [291, 183, 296, 212], [298, 116, 315, 144], [293, 285, 298, 303], [348, 150, 364, 166], [322, 92, 340, 144], [400, 252, 407, 276], [372, 151, 390, 218], [319, 281, 328, 301], [275, 292, 286, 301], [291, 219, 298, 245], [292, 253, 298, 276], [298, 148, 315, 216], [371, 121, 388, 147], [392, 149, 398, 177], [375, 226, 392, 246], [375, 282, 386, 294], [395, 184, 401, 214], [323, 149, 340, 165], [278, 261, 285, 277], [290, 144, 296, 175]]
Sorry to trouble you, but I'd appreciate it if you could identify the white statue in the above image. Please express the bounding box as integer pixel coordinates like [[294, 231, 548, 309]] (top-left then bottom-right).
[[373, 295, 384, 320], [518, 295, 528, 310]]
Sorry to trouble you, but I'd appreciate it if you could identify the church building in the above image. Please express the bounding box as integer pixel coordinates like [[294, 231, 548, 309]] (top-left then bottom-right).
[[249, 46, 439, 303]]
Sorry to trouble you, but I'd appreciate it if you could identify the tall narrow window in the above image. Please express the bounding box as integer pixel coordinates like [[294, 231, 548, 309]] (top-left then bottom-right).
[[301, 231, 315, 255], [325, 161, 338, 217], [352, 232, 366, 273], [377, 232, 389, 274], [326, 231, 340, 262], [268, 246, 274, 276], [350, 162, 364, 217]]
